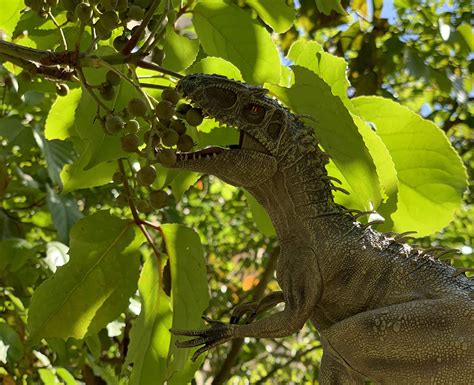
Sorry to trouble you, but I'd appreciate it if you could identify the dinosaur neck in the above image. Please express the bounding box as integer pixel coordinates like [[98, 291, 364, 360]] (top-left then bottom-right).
[[246, 150, 340, 242]]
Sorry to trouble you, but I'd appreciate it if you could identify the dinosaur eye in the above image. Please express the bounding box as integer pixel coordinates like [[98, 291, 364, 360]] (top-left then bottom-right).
[[242, 103, 266, 124], [204, 86, 237, 108]]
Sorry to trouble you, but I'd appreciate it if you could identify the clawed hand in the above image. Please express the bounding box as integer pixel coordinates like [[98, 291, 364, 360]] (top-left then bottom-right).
[[170, 316, 236, 361]]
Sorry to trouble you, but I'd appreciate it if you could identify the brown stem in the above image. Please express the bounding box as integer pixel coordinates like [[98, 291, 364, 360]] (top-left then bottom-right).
[[122, 0, 163, 56], [136, 59, 184, 79], [212, 246, 280, 385]]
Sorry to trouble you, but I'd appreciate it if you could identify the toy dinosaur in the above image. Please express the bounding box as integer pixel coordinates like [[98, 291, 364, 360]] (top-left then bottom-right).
[[169, 74, 473, 384]]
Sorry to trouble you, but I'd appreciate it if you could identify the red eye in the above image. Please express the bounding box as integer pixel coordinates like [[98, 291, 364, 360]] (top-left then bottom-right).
[[249, 104, 263, 114]]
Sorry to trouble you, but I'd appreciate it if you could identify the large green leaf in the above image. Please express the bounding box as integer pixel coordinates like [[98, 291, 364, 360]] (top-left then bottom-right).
[[163, 26, 200, 72], [161, 224, 209, 383], [193, 0, 281, 84], [267, 66, 381, 210], [287, 40, 353, 111], [0, 0, 23, 39], [246, 0, 295, 33], [352, 96, 468, 235], [127, 252, 172, 385], [60, 146, 117, 193], [45, 88, 82, 141], [28, 212, 142, 341]]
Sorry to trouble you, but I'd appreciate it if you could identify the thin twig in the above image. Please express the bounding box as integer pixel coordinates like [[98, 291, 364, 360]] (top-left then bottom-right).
[[48, 11, 68, 50], [122, 0, 163, 56]]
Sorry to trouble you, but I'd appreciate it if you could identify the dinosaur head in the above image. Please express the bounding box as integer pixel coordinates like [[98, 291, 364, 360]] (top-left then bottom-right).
[[169, 74, 315, 187]]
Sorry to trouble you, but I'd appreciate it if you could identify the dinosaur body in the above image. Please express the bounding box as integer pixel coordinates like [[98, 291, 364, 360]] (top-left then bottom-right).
[[169, 74, 474, 384]]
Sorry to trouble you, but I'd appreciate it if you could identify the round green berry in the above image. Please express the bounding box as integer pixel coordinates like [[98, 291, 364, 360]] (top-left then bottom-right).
[[116, 0, 128, 12], [155, 101, 175, 120], [149, 190, 169, 209], [56, 83, 69, 96], [100, 0, 118, 11], [185, 108, 204, 126], [128, 98, 148, 117], [136, 198, 151, 213], [75, 2, 92, 22], [137, 165, 157, 185], [161, 129, 179, 147], [161, 89, 181, 105], [169, 119, 186, 135], [121, 133, 140, 152], [113, 35, 128, 51], [177, 134, 194, 152], [158, 149, 177, 167], [176, 103, 192, 118], [128, 5, 145, 20], [105, 114, 124, 134], [124, 119, 140, 134], [100, 11, 120, 31]]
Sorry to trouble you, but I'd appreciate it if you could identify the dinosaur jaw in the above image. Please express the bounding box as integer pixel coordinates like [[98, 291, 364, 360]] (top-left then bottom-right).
[[175, 128, 270, 163], [172, 129, 277, 187]]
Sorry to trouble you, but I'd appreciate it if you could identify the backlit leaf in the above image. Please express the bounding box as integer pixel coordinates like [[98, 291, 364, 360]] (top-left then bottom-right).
[[193, 0, 281, 84], [0, 0, 23, 39], [163, 27, 200, 72], [28, 212, 142, 341], [162, 224, 209, 383], [352, 96, 468, 236], [246, 0, 295, 33], [127, 252, 172, 385]]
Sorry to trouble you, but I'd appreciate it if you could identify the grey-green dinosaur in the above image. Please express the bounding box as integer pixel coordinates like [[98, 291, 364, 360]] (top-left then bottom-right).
[[168, 74, 474, 384]]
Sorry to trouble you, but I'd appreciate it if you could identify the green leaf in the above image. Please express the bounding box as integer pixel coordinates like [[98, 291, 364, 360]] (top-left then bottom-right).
[[186, 57, 243, 81], [55, 368, 78, 385], [33, 130, 74, 187], [127, 251, 172, 385], [0, 323, 24, 364], [351, 115, 399, 229], [28, 212, 142, 341], [161, 224, 209, 382], [46, 185, 83, 244], [243, 191, 275, 237], [0, 0, 23, 39], [457, 24, 474, 51], [287, 40, 353, 110], [266, 66, 381, 210], [0, 238, 34, 275], [314, 0, 345, 15], [39, 369, 57, 385], [193, 0, 281, 84], [45, 88, 82, 140], [170, 172, 200, 201], [60, 148, 117, 193], [352, 96, 468, 236], [246, 0, 295, 33], [163, 26, 200, 72]]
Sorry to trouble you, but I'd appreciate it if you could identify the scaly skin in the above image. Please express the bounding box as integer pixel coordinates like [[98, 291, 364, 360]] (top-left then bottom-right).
[[168, 74, 474, 384]]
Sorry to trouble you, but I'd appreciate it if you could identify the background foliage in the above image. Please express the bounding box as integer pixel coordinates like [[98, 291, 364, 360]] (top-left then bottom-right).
[[0, 0, 472, 384]]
